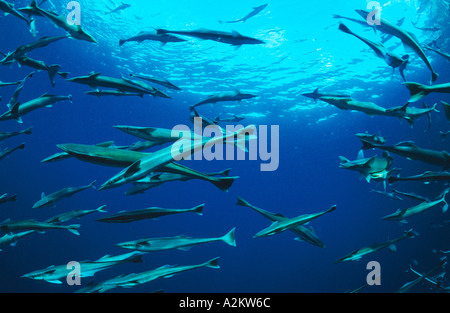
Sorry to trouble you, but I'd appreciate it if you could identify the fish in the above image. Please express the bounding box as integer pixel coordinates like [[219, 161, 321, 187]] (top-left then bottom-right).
[[388, 171, 450, 184], [192, 90, 258, 109], [45, 205, 107, 225], [0, 143, 25, 160], [0, 127, 32, 143], [32, 180, 96, 209], [359, 139, 450, 169], [116, 228, 236, 252], [125, 169, 237, 195], [0, 80, 21, 87], [156, 28, 265, 48], [96, 203, 205, 223], [424, 44, 450, 62], [0, 35, 68, 65], [0, 193, 17, 205], [355, 9, 438, 83], [319, 96, 391, 118], [29, 0, 97, 43], [0, 0, 29, 24], [119, 31, 186, 47], [339, 152, 394, 183], [0, 218, 80, 235], [384, 102, 438, 128], [105, 2, 131, 15], [91, 257, 220, 293], [21, 251, 143, 284], [0, 231, 34, 251], [335, 229, 418, 263], [0, 93, 72, 123], [113, 125, 191, 145], [301, 88, 351, 103], [236, 197, 326, 248], [214, 114, 246, 123], [98, 125, 255, 190], [403, 82, 450, 103], [405, 261, 450, 292], [119, 75, 170, 98], [129, 73, 181, 90], [371, 190, 403, 201], [56, 144, 238, 192], [382, 189, 449, 223], [355, 132, 386, 146], [219, 4, 268, 23], [392, 190, 430, 203], [338, 23, 409, 81], [67, 72, 159, 96], [85, 89, 144, 98], [253, 205, 336, 238], [396, 259, 447, 293], [16, 56, 69, 87]]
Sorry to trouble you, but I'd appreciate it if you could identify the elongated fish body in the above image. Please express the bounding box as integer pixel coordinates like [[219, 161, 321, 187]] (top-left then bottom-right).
[[254, 205, 336, 238], [192, 91, 258, 108], [335, 229, 417, 263], [0, 143, 25, 160], [29, 0, 97, 43], [0, 231, 34, 251], [360, 139, 450, 169], [424, 45, 450, 62], [0, 127, 32, 143], [236, 197, 326, 248], [16, 56, 67, 87], [0, 193, 16, 204], [391, 190, 429, 203], [355, 9, 438, 83], [219, 4, 268, 23], [319, 97, 390, 117], [99, 126, 255, 190], [0, 219, 80, 235], [67, 73, 157, 95], [396, 259, 447, 293], [33, 180, 96, 209], [125, 169, 238, 195], [97, 204, 204, 223], [389, 171, 450, 184], [56, 143, 236, 191], [0, 94, 72, 123], [355, 132, 386, 145], [0, 35, 68, 65], [157, 28, 265, 47], [113, 125, 188, 144], [119, 31, 186, 46], [0, 81, 21, 87], [0, 0, 29, 24], [21, 251, 143, 284], [338, 23, 408, 80], [105, 3, 131, 15], [403, 82, 450, 103], [129, 73, 181, 90], [116, 228, 236, 252], [302, 88, 351, 102], [382, 190, 449, 222], [45, 205, 107, 224], [98, 257, 220, 292], [85, 90, 143, 98]]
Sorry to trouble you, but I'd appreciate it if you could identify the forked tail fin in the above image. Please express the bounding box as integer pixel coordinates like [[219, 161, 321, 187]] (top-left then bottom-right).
[[403, 82, 430, 102]]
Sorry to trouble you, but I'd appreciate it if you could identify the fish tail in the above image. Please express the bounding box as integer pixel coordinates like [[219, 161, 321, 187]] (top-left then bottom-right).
[[338, 23, 352, 35], [96, 205, 107, 213], [359, 138, 375, 150], [441, 189, 449, 213], [119, 39, 125, 47], [191, 203, 205, 215], [88, 180, 97, 189], [222, 227, 237, 247], [68, 224, 80, 236], [205, 257, 220, 269], [403, 82, 430, 102], [431, 71, 439, 84], [210, 176, 239, 192], [236, 196, 253, 208]]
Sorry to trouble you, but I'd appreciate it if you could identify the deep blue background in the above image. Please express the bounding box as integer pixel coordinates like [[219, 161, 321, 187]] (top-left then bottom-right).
[[0, 0, 449, 293]]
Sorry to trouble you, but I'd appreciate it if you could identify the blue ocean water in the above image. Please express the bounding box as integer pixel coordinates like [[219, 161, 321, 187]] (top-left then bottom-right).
[[0, 0, 449, 294]]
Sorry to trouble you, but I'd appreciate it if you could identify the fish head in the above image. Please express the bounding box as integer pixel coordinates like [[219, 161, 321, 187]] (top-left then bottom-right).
[[115, 241, 136, 250]]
